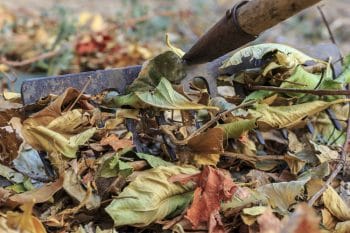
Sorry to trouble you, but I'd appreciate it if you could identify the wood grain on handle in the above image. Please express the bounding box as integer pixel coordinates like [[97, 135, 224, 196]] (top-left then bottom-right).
[[238, 0, 321, 35]]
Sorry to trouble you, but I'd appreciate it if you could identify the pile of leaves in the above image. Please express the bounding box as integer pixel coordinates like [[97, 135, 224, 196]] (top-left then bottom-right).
[[1, 40, 350, 233]]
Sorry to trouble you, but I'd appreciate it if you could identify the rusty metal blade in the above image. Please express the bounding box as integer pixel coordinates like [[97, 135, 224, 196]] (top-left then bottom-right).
[[21, 65, 142, 105]]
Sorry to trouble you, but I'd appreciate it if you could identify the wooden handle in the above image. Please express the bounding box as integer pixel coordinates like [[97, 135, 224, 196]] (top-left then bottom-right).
[[238, 0, 321, 35], [183, 0, 321, 64]]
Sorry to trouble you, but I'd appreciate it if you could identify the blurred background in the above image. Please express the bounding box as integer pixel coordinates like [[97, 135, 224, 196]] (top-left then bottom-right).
[[0, 0, 349, 89]]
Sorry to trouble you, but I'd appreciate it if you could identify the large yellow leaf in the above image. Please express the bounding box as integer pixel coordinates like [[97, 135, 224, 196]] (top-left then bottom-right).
[[6, 202, 47, 233], [105, 166, 198, 227], [323, 186, 350, 221], [335, 221, 350, 233], [23, 124, 96, 158], [249, 99, 350, 130]]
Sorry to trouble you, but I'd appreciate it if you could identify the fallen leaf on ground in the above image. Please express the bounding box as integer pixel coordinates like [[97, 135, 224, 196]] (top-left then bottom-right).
[[6, 202, 47, 233], [100, 134, 133, 152], [170, 166, 237, 233], [105, 166, 198, 227]]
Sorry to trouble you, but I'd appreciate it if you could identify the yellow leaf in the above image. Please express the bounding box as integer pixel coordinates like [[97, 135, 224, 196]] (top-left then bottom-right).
[[335, 221, 350, 233], [7, 202, 47, 233], [23, 124, 96, 158], [323, 186, 350, 221], [193, 153, 220, 166], [3, 91, 21, 101], [321, 209, 337, 230], [249, 99, 350, 130]]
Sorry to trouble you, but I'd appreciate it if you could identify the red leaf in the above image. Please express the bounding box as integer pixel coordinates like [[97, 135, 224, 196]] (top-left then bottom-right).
[[170, 166, 237, 233]]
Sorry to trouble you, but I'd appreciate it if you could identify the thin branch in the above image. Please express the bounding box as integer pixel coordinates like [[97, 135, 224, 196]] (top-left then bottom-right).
[[248, 85, 350, 96], [0, 50, 60, 67], [223, 152, 286, 161], [161, 100, 256, 145], [66, 77, 92, 112], [308, 107, 350, 206], [317, 5, 344, 64]]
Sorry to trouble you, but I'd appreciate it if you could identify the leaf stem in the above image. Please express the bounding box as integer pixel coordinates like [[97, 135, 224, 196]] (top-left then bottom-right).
[[249, 85, 350, 96]]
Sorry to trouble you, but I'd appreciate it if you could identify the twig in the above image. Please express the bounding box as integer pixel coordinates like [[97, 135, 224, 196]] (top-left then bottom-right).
[[160, 100, 256, 145], [0, 50, 60, 67], [66, 77, 92, 112], [308, 109, 350, 206], [223, 152, 285, 161], [248, 85, 350, 96], [188, 100, 256, 139], [317, 5, 343, 64]]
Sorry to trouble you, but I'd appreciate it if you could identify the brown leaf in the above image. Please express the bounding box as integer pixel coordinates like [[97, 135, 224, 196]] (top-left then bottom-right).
[[9, 177, 63, 204], [28, 87, 91, 126], [0, 126, 22, 164], [188, 128, 224, 154], [170, 166, 237, 233], [100, 134, 133, 151]]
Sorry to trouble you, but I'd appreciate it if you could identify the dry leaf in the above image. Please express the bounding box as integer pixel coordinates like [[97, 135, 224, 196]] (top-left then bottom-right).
[[6, 202, 47, 233], [100, 134, 133, 151], [170, 166, 237, 233], [188, 128, 224, 154], [323, 186, 350, 221]]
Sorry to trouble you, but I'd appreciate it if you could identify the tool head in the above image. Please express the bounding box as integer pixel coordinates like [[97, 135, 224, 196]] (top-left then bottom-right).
[[21, 66, 141, 106], [21, 43, 342, 106]]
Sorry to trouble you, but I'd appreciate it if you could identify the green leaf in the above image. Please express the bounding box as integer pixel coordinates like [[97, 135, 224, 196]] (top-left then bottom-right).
[[137, 78, 218, 110], [136, 153, 173, 168], [298, 162, 330, 181], [99, 154, 133, 178], [216, 119, 257, 139], [113, 78, 218, 110], [127, 51, 185, 93], [0, 163, 24, 183], [221, 188, 266, 212], [249, 99, 350, 130], [220, 43, 323, 70], [281, 64, 342, 99], [105, 166, 198, 227], [244, 90, 273, 103]]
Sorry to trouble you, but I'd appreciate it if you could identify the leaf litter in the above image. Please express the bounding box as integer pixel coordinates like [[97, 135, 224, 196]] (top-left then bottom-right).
[[1, 9, 350, 233]]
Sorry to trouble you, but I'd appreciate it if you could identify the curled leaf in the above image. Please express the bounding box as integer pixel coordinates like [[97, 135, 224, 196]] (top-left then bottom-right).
[[113, 78, 218, 110], [221, 43, 322, 70], [249, 99, 350, 130], [323, 186, 350, 221], [216, 119, 256, 139], [170, 166, 237, 233], [105, 166, 198, 227]]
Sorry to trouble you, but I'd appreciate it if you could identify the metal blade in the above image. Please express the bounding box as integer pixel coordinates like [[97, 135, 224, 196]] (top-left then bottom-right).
[[21, 65, 142, 105]]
